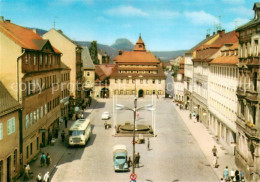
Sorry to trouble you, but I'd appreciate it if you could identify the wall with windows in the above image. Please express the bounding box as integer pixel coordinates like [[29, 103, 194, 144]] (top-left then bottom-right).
[[0, 111, 20, 181], [110, 78, 165, 96]]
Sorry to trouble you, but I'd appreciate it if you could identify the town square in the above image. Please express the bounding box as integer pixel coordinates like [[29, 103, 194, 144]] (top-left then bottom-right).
[[0, 0, 259, 182]]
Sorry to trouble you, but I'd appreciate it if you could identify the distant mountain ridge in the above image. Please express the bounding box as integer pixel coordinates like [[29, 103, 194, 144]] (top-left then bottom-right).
[[28, 27, 186, 61]]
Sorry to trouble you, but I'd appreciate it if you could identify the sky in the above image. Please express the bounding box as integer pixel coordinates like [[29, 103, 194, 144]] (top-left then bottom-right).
[[0, 0, 257, 51]]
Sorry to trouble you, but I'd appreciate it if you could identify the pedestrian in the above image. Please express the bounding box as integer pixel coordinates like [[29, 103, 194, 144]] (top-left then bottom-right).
[[212, 156, 218, 168], [36, 173, 42, 182], [212, 146, 218, 157], [46, 153, 51, 166], [196, 114, 199, 122], [43, 171, 50, 182], [189, 113, 192, 120], [127, 156, 132, 168], [240, 176, 245, 182], [235, 169, 240, 182], [23, 164, 30, 180], [220, 178, 225, 182], [48, 132, 52, 145], [65, 117, 68, 128], [104, 121, 107, 129], [224, 166, 229, 180], [147, 138, 150, 151], [61, 130, 65, 142], [40, 153, 46, 167], [230, 168, 235, 181], [135, 152, 140, 168]]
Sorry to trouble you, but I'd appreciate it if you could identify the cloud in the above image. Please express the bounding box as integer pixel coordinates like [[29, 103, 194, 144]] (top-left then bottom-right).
[[154, 10, 180, 19], [106, 5, 148, 17], [184, 11, 219, 25], [224, 17, 250, 30], [222, 0, 245, 4], [96, 16, 110, 23], [228, 6, 253, 18]]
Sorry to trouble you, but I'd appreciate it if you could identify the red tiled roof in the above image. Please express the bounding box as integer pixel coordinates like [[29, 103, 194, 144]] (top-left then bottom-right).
[[0, 21, 61, 53], [210, 56, 238, 65], [114, 51, 159, 63], [95, 64, 115, 81]]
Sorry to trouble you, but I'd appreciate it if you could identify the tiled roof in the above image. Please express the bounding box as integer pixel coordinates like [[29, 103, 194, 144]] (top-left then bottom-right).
[[95, 64, 114, 81], [82, 47, 95, 70], [114, 51, 159, 63], [0, 82, 21, 116], [186, 34, 217, 54], [0, 21, 61, 53], [210, 56, 238, 65]]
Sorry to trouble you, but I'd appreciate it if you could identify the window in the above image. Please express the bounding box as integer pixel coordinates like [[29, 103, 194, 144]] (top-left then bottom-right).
[[87, 72, 90, 76], [30, 142, 33, 155], [132, 79, 135, 84], [25, 114, 29, 129], [146, 90, 150, 95], [45, 55, 48, 65], [40, 54, 43, 65], [120, 90, 124, 95], [152, 79, 155, 84], [146, 79, 148, 84], [158, 79, 161, 84], [37, 137, 39, 150], [37, 109, 39, 120], [0, 123, 3, 140], [25, 54, 28, 64], [7, 117, 15, 135], [121, 79, 123, 84], [126, 79, 129, 84], [30, 112, 33, 125], [50, 55, 52, 64], [26, 146, 29, 159], [34, 111, 37, 122], [140, 79, 143, 84], [45, 104, 47, 115], [115, 79, 117, 83], [126, 90, 130, 95], [34, 54, 36, 65], [14, 149, 17, 168]]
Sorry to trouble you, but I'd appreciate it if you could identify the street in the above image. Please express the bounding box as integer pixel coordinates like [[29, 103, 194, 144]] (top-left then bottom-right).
[[49, 97, 218, 182]]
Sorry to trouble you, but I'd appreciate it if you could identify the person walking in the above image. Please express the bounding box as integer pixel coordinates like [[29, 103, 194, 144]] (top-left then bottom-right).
[[61, 130, 65, 142], [127, 157, 132, 168], [46, 153, 51, 167], [230, 168, 235, 181], [40, 153, 46, 167], [147, 138, 150, 151], [235, 170, 240, 182], [224, 166, 229, 180], [212, 146, 218, 157], [36, 173, 43, 182], [65, 117, 68, 128], [135, 152, 140, 168], [212, 156, 218, 168]]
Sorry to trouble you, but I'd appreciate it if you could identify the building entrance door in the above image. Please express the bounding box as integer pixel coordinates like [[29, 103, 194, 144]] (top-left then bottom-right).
[[42, 132, 46, 146], [138, 89, 144, 97], [7, 156, 11, 182]]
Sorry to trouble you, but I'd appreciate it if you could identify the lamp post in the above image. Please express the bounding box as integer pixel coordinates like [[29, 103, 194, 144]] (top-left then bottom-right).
[[116, 98, 155, 174]]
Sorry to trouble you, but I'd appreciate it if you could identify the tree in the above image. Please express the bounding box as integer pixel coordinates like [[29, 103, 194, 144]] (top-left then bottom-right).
[[171, 65, 179, 77], [89, 41, 99, 65]]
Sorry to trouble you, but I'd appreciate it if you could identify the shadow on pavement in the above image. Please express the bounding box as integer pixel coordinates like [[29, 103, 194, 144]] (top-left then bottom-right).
[[94, 102, 106, 109], [86, 134, 96, 147]]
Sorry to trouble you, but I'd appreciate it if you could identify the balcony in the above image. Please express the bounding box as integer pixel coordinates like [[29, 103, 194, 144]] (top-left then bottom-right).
[[245, 90, 258, 102]]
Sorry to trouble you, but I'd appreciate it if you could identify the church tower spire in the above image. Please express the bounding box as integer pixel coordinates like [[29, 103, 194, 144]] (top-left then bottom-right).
[[134, 34, 146, 51]]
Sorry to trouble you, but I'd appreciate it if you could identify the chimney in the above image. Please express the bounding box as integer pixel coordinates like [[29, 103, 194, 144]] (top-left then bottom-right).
[[32, 29, 37, 33], [0, 16, 4, 22], [5, 19, 10, 23], [213, 32, 215, 35], [254, 3, 260, 20], [57, 29, 63, 34], [206, 34, 210, 38], [118, 50, 123, 55], [217, 29, 221, 34]]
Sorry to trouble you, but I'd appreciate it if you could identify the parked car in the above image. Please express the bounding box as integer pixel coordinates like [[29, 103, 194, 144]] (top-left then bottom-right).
[[101, 111, 110, 120], [113, 145, 129, 172]]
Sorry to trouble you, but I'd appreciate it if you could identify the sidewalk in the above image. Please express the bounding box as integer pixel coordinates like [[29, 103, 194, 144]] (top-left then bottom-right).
[[172, 102, 239, 180], [17, 99, 98, 182]]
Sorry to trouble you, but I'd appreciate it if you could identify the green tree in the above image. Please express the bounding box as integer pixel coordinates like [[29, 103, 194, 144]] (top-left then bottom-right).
[[171, 65, 179, 77], [89, 41, 99, 65]]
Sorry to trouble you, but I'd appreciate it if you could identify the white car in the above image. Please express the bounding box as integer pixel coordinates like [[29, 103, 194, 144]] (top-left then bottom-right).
[[101, 111, 110, 120]]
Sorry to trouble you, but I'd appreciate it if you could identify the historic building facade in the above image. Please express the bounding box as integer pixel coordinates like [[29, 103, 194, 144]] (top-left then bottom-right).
[[0, 19, 67, 166], [43, 29, 83, 107], [208, 43, 238, 153], [192, 30, 237, 126], [174, 57, 184, 103], [235, 3, 260, 180], [110, 35, 166, 98], [0, 82, 22, 182]]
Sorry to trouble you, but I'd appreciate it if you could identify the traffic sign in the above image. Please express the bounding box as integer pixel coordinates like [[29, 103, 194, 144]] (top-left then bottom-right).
[[130, 173, 137, 180]]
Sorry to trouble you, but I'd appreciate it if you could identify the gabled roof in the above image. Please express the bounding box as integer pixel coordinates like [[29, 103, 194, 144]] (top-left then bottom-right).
[[114, 51, 159, 63], [0, 20, 60, 53], [95, 64, 114, 82], [82, 47, 95, 70], [134, 35, 146, 51], [0, 82, 21, 117], [210, 43, 238, 65]]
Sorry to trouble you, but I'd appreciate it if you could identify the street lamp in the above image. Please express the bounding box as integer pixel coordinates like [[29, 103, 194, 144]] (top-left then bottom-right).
[[116, 97, 155, 174]]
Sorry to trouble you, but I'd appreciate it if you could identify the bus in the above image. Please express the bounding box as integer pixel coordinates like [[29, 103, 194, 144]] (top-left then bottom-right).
[[68, 119, 91, 146]]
